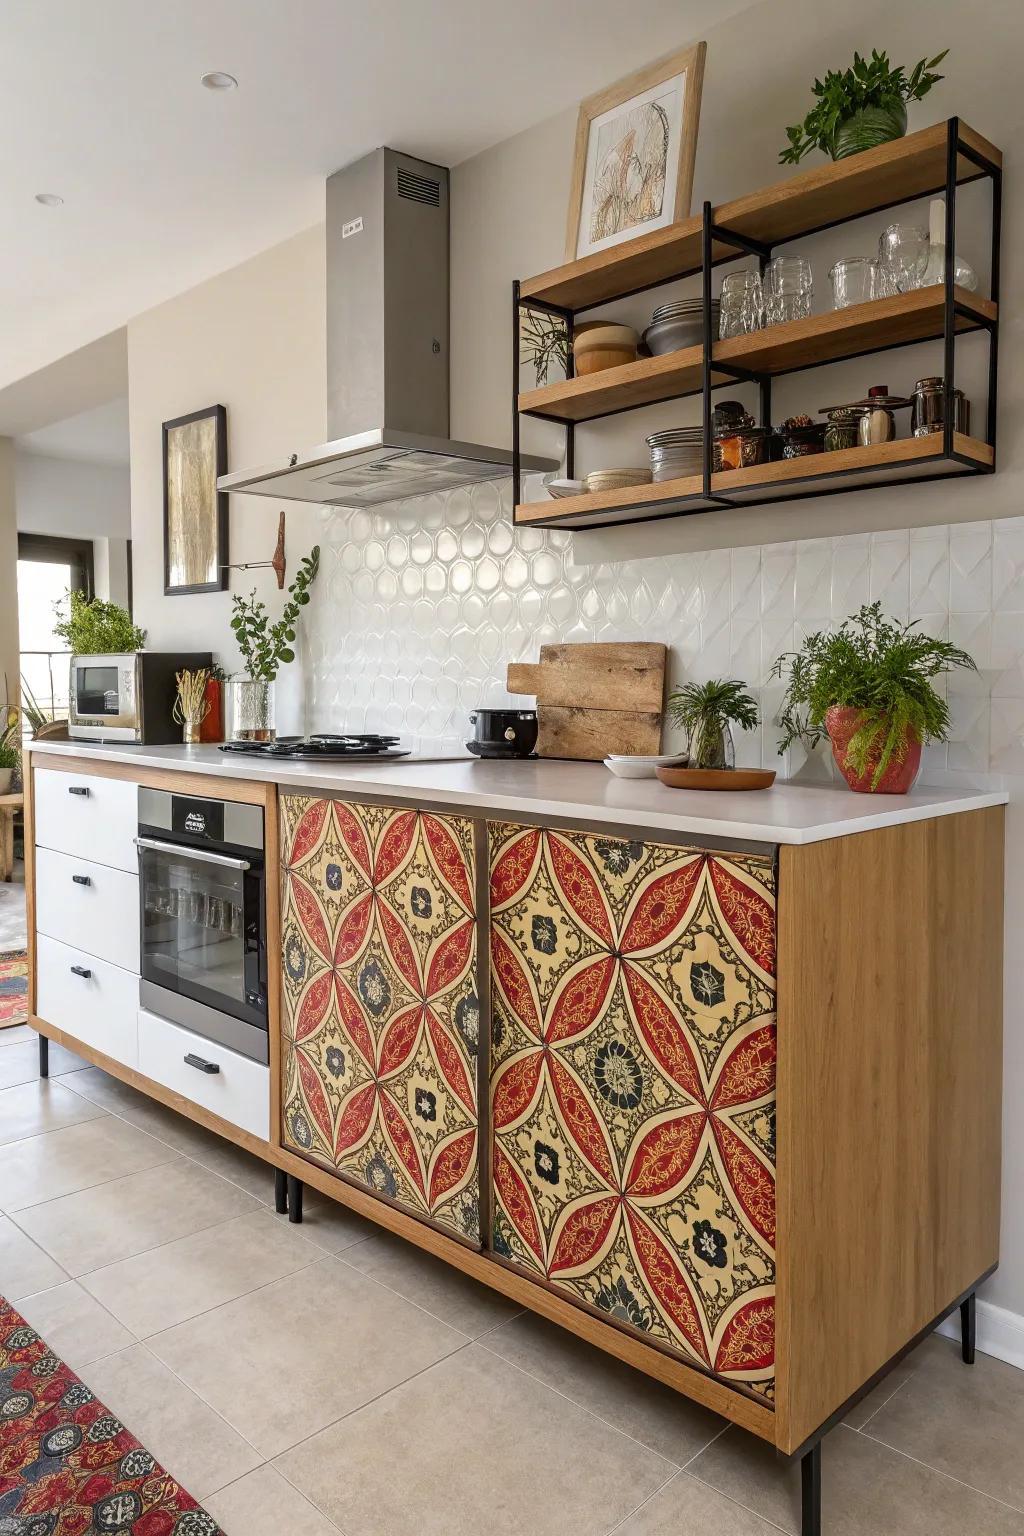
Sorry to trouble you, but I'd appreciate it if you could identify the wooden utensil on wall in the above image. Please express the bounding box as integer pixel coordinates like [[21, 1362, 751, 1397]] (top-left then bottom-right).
[[506, 641, 666, 760]]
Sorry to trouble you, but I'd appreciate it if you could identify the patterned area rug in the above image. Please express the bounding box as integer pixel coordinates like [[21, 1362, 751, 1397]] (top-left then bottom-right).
[[0, 1295, 223, 1534], [0, 950, 28, 1028]]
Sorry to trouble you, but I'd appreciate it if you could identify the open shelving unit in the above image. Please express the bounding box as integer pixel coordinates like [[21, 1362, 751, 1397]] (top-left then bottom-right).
[[512, 118, 1001, 531]]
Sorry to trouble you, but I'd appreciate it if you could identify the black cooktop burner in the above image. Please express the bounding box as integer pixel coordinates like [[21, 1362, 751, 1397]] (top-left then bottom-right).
[[220, 733, 411, 761]]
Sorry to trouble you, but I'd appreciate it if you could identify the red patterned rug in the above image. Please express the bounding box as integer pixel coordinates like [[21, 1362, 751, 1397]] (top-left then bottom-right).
[[0, 950, 28, 1028], [0, 1295, 223, 1534]]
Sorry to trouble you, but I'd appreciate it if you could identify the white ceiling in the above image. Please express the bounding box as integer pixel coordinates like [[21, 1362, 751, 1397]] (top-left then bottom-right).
[[1, 0, 759, 393], [16, 396, 130, 466]]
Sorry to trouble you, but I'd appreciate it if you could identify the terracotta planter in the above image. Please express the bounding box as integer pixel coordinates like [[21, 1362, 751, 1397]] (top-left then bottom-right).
[[825, 705, 922, 794]]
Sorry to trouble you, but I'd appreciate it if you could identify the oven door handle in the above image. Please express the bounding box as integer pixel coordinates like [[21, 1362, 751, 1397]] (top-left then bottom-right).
[[134, 836, 251, 871]]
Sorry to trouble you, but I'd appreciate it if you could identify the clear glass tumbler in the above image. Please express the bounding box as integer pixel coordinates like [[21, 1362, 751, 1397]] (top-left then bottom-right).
[[763, 257, 813, 324], [878, 224, 929, 294], [719, 271, 764, 338], [828, 258, 886, 309]]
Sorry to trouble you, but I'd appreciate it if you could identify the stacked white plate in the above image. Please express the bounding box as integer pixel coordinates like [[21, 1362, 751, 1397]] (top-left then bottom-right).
[[646, 426, 704, 482], [604, 751, 689, 779]]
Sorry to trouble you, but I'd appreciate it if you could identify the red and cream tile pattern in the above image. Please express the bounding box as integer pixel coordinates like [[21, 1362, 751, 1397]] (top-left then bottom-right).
[[489, 823, 777, 1401], [280, 795, 480, 1243]]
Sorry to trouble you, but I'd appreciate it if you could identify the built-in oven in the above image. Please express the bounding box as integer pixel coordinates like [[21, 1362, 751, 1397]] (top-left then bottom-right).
[[137, 788, 268, 1063]]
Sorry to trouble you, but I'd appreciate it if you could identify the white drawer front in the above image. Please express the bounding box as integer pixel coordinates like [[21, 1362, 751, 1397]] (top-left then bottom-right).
[[34, 768, 138, 874], [36, 935, 139, 1068], [137, 1008, 270, 1142], [35, 848, 139, 971]]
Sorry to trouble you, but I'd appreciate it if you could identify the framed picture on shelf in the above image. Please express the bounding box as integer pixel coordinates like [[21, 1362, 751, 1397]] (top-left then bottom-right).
[[162, 404, 228, 595], [565, 41, 706, 261]]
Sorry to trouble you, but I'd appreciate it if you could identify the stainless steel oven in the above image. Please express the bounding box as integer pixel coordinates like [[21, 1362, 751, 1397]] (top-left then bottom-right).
[[137, 788, 268, 1062]]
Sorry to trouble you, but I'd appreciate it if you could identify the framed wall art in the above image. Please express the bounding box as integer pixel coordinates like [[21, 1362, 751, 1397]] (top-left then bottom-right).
[[565, 41, 706, 261], [162, 404, 228, 596]]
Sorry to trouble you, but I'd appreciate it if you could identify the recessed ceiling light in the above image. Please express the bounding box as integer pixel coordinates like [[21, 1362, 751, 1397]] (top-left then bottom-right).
[[35, 192, 64, 207], [201, 71, 237, 91]]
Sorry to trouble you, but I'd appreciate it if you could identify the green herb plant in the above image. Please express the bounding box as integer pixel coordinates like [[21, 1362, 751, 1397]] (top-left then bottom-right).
[[667, 679, 759, 769], [780, 48, 948, 164], [230, 546, 320, 682], [53, 591, 146, 654], [773, 602, 975, 788]]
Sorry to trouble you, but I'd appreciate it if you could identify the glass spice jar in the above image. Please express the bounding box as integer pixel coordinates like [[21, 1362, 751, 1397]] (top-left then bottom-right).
[[824, 408, 860, 452]]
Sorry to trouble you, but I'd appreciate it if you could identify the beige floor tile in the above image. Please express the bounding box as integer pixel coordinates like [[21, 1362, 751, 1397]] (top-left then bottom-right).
[[57, 1066, 224, 1155], [481, 1311, 724, 1465], [0, 1113, 178, 1211], [689, 1422, 1024, 1536], [863, 1334, 1024, 1512], [291, 1189, 375, 1256], [82, 1210, 323, 1336], [0, 1040, 86, 1089], [0, 1214, 67, 1299], [149, 1256, 467, 1458], [277, 1343, 674, 1536], [842, 1356, 918, 1429], [16, 1279, 135, 1369], [206, 1463, 342, 1536], [0, 1024, 35, 1047], [180, 1131, 280, 1204], [0, 1078, 106, 1143], [614, 1470, 783, 1534], [84, 1344, 262, 1501], [17, 1155, 261, 1275], [342, 1230, 521, 1338]]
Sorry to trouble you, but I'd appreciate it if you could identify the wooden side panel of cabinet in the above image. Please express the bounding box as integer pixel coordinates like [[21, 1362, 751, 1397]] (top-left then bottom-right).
[[489, 821, 778, 1403], [774, 807, 1004, 1455], [279, 794, 481, 1244]]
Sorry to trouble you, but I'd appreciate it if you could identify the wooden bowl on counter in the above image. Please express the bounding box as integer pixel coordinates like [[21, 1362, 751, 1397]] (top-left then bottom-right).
[[572, 322, 639, 376], [656, 765, 776, 791]]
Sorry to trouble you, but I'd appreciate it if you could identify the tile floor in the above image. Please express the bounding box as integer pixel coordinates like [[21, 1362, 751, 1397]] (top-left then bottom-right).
[[1, 1028, 1023, 1535]]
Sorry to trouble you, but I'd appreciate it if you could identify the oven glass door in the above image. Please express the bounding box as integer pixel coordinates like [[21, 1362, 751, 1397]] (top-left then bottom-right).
[[138, 839, 266, 1029]]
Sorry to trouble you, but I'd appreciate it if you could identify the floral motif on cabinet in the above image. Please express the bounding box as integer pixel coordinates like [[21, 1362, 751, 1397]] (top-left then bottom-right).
[[281, 795, 480, 1242], [489, 823, 777, 1401]]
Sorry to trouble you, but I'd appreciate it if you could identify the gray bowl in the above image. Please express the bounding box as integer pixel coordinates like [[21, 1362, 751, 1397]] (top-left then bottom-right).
[[643, 306, 719, 356]]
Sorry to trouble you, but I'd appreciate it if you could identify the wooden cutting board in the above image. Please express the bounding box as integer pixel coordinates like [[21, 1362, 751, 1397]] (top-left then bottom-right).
[[506, 641, 666, 760]]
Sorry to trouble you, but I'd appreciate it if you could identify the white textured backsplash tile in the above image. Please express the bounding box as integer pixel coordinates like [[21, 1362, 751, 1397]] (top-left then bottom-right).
[[303, 479, 1015, 780]]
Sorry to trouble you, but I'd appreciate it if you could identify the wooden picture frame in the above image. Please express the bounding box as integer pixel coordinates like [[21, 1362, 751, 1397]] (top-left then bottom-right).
[[162, 404, 228, 596], [565, 41, 706, 262]]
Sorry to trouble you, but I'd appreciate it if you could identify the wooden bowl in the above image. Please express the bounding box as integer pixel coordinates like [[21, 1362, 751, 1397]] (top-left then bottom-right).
[[584, 468, 652, 494], [573, 323, 639, 376], [656, 765, 777, 791]]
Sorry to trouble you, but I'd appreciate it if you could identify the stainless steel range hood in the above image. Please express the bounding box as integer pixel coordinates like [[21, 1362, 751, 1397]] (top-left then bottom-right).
[[218, 148, 555, 508]]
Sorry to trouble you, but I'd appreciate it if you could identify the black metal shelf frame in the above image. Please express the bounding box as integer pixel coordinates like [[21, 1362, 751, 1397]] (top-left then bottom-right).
[[511, 117, 1001, 527]]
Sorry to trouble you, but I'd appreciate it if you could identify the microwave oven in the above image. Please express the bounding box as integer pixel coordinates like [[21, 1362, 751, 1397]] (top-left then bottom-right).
[[68, 651, 212, 743]]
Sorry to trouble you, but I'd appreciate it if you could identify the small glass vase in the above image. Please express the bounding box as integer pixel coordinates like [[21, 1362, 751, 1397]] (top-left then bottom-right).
[[225, 676, 276, 742], [686, 719, 736, 771]]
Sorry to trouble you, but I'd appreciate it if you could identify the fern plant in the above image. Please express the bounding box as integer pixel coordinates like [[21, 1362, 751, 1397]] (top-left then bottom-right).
[[230, 546, 320, 682], [667, 679, 759, 769], [772, 603, 975, 788]]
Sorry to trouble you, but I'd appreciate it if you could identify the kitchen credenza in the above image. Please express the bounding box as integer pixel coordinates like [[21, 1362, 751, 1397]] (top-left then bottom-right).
[[23, 742, 1006, 1532]]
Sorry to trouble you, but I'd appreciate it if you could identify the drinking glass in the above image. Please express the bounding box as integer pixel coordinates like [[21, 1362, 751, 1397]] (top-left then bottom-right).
[[828, 258, 886, 309], [719, 270, 763, 338], [878, 224, 929, 293], [763, 257, 813, 324]]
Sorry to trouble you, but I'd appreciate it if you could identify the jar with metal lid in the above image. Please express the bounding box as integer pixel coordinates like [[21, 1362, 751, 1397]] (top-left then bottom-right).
[[823, 408, 860, 453], [912, 376, 970, 438], [713, 426, 771, 472]]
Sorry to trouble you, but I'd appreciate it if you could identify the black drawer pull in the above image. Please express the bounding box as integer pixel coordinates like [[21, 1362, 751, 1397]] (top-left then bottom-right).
[[72, 874, 92, 886], [70, 965, 92, 978], [184, 1053, 220, 1075], [67, 786, 90, 797]]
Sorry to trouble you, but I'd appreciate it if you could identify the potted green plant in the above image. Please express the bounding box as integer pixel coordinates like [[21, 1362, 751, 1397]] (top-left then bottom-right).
[[667, 679, 759, 769], [227, 546, 320, 740], [0, 713, 19, 795], [773, 602, 976, 793], [52, 592, 146, 655], [780, 48, 948, 164]]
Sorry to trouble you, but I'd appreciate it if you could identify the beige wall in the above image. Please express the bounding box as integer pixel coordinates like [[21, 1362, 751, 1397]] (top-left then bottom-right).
[[0, 440, 18, 717]]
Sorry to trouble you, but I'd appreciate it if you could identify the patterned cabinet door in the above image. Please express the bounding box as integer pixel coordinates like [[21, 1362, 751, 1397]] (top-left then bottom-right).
[[489, 823, 777, 1402], [281, 795, 481, 1243]]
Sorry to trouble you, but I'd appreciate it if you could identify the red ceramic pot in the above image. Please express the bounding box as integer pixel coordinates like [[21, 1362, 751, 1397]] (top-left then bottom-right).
[[825, 705, 922, 794]]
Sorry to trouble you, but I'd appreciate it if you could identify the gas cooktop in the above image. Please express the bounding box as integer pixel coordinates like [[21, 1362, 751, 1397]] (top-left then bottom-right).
[[220, 733, 411, 761]]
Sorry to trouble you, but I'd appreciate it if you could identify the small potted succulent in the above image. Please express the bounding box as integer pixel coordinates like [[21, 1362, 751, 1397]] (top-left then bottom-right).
[[780, 49, 948, 164], [667, 679, 759, 769], [227, 546, 320, 741], [773, 602, 976, 793]]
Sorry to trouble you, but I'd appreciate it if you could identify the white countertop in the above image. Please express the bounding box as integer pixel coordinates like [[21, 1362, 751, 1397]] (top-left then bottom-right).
[[27, 739, 1008, 845]]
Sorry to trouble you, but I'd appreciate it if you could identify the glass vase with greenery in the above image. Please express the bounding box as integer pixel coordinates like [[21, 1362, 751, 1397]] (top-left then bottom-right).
[[53, 592, 146, 654], [780, 49, 948, 164], [667, 679, 759, 770], [773, 602, 975, 792], [226, 546, 320, 740]]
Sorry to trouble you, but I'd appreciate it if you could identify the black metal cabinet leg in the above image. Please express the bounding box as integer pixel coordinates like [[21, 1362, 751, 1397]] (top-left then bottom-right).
[[287, 1175, 304, 1224], [274, 1168, 288, 1215], [961, 1292, 977, 1364], [801, 1442, 822, 1536], [38, 1036, 49, 1079]]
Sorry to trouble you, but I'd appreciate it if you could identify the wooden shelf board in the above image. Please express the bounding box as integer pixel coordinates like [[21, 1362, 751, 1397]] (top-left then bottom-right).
[[519, 122, 1000, 313], [514, 435, 992, 528], [517, 288, 995, 425]]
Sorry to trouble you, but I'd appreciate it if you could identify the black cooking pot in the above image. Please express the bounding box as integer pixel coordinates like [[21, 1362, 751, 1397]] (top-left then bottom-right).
[[466, 708, 538, 759]]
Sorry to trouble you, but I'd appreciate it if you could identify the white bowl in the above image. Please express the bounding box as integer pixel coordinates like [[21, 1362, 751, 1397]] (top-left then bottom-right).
[[604, 753, 688, 779]]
